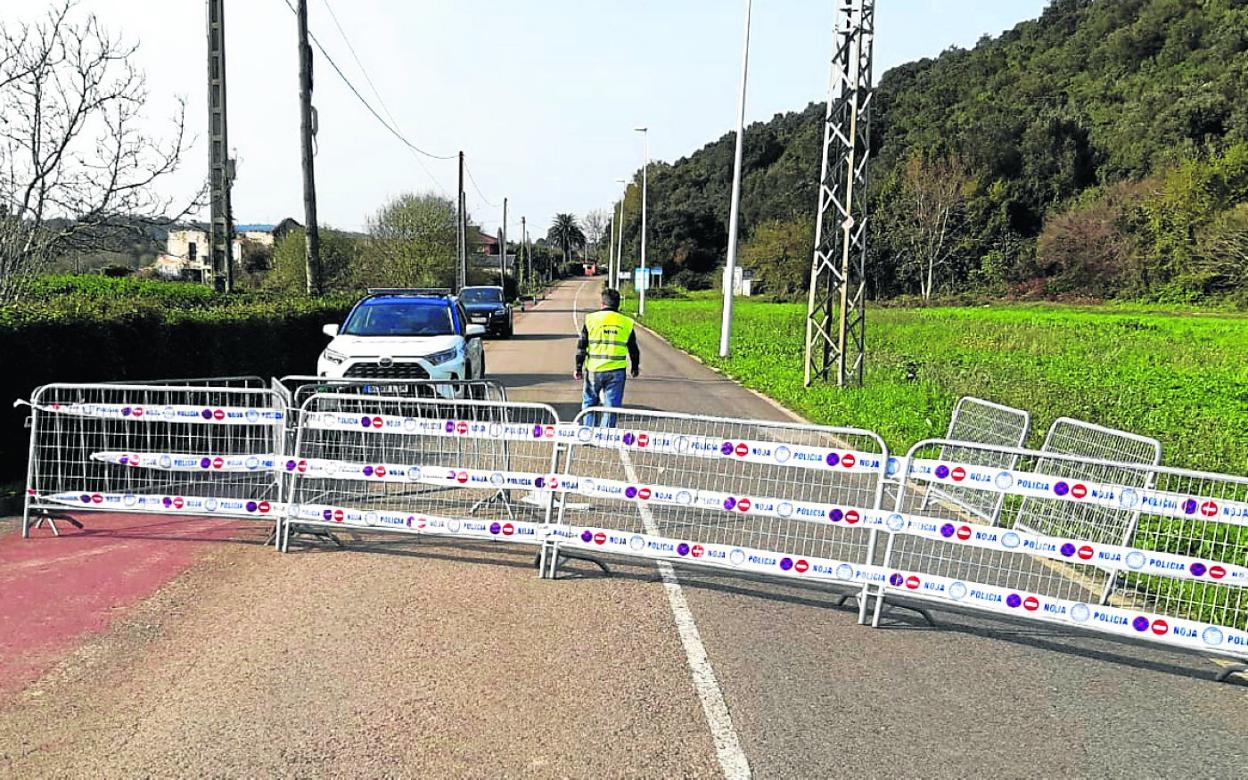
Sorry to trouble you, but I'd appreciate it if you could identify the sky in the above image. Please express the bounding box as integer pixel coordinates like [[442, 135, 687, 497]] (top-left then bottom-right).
[[10, 0, 1050, 234]]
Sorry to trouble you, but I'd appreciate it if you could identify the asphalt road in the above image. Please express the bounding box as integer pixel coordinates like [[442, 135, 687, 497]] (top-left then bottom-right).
[[1, 279, 1244, 778], [492, 280, 1248, 778]]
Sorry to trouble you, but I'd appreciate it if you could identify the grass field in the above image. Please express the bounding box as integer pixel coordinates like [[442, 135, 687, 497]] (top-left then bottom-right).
[[622, 291, 1248, 476]]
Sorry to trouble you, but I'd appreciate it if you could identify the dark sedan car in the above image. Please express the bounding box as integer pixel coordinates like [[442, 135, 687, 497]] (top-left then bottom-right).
[[458, 285, 513, 338]]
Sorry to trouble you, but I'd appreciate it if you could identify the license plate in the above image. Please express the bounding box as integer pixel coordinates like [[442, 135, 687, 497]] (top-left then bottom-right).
[[471, 316, 487, 323]]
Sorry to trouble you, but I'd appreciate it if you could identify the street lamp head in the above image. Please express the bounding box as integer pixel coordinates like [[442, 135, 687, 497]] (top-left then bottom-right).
[[633, 126, 647, 132]]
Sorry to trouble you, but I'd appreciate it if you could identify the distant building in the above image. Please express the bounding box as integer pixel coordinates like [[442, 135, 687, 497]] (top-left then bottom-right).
[[235, 223, 278, 248], [470, 229, 514, 270], [155, 221, 297, 281], [733, 266, 754, 296], [474, 230, 499, 256]]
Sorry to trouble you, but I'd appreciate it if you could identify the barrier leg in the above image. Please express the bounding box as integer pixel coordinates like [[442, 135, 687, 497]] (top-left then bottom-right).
[[29, 510, 84, 537], [1214, 664, 1248, 684], [534, 542, 611, 579]]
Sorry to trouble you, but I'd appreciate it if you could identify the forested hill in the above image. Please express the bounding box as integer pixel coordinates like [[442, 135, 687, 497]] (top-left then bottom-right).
[[616, 0, 1248, 303]]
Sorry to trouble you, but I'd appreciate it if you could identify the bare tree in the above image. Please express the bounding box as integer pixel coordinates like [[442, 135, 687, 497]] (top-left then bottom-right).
[[0, 1, 199, 301], [582, 209, 609, 263], [898, 153, 976, 302]]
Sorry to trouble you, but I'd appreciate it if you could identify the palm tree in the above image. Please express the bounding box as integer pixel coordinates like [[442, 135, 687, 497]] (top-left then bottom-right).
[[546, 213, 586, 268]]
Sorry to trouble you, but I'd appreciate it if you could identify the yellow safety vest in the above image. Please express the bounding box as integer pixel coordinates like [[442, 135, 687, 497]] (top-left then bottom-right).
[[584, 310, 634, 373]]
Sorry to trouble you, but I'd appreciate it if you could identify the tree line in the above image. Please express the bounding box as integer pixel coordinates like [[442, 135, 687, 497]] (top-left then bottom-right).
[[608, 0, 1248, 305]]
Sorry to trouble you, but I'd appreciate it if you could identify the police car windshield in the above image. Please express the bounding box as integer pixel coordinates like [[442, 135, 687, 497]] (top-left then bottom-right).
[[342, 300, 455, 337], [460, 287, 502, 304]]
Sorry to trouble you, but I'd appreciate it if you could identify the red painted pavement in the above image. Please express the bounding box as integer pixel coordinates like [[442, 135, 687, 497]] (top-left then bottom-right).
[[0, 512, 252, 699]]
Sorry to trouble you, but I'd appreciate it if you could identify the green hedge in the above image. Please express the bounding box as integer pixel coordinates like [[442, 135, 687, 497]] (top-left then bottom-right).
[[0, 294, 354, 487], [23, 275, 221, 307]]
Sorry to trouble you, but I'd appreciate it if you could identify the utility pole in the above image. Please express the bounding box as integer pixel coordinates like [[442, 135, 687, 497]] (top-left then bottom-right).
[[520, 216, 527, 294], [206, 0, 234, 292], [456, 150, 466, 292], [296, 0, 321, 295], [501, 198, 508, 290], [525, 222, 533, 291]]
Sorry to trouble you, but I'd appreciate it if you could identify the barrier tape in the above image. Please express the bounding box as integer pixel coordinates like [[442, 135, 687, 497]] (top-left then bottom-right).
[[303, 412, 887, 474], [278, 456, 1248, 586], [287, 502, 545, 544], [877, 511, 1248, 587], [92, 451, 277, 473], [285, 457, 557, 491], [878, 568, 1248, 658], [568, 426, 886, 475], [552, 524, 886, 586], [304, 411, 560, 442], [32, 402, 285, 425], [35, 490, 285, 518], [905, 457, 1248, 529]]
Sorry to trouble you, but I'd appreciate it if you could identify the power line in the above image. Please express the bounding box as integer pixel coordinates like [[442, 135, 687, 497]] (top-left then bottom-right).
[[278, 0, 455, 197], [319, 0, 402, 133], [464, 162, 500, 209]]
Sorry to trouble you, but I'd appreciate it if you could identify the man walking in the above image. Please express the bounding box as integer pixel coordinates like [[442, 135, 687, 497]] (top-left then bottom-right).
[[575, 287, 640, 427]]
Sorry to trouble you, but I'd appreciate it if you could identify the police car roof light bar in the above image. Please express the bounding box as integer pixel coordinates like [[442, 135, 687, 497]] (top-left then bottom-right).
[[366, 288, 453, 297]]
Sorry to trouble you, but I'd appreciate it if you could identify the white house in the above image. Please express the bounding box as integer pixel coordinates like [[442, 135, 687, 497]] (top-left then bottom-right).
[[155, 223, 280, 280]]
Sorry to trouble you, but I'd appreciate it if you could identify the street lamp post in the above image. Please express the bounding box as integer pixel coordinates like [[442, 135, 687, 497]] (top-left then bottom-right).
[[615, 177, 628, 291], [634, 127, 648, 317], [721, 0, 752, 358], [607, 195, 616, 290]]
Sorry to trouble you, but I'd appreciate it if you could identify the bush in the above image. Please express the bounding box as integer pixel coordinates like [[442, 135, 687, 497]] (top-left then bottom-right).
[[23, 274, 219, 307], [670, 269, 713, 291]]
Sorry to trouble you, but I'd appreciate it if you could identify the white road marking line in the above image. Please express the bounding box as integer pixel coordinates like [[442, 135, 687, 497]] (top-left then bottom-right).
[[619, 449, 752, 780]]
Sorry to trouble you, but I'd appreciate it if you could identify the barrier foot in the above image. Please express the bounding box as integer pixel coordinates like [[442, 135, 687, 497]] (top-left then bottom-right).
[[1214, 664, 1248, 684], [469, 489, 515, 521], [534, 550, 611, 578], [870, 595, 937, 628], [286, 525, 344, 548], [883, 603, 937, 627], [30, 510, 84, 537]]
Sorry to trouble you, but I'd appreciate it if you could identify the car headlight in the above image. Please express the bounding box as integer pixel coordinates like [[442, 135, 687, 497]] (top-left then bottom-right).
[[322, 348, 347, 365], [426, 347, 460, 365]]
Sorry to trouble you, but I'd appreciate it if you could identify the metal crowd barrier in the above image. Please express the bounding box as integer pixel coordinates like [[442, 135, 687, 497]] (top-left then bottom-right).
[[14, 381, 1248, 679], [280, 393, 560, 551], [270, 377, 510, 504], [545, 407, 891, 619], [920, 397, 1030, 525], [1014, 417, 1162, 549], [20, 382, 287, 537], [875, 438, 1247, 677], [110, 376, 270, 389]]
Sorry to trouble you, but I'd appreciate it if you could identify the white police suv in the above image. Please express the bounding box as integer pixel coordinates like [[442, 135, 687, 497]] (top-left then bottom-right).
[[316, 290, 486, 385]]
